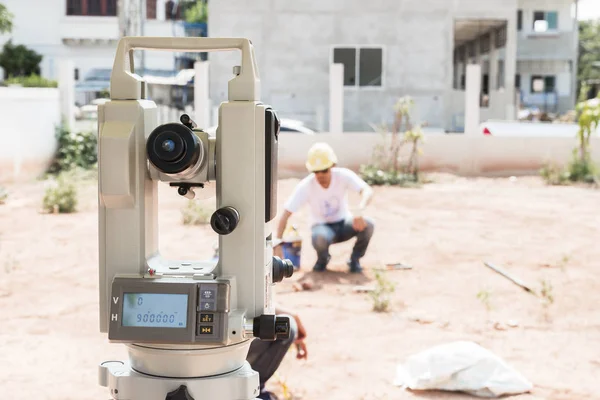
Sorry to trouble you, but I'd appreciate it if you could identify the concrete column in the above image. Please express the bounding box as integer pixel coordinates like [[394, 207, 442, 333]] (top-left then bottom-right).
[[329, 63, 344, 134], [504, 19, 517, 120], [194, 61, 210, 129], [58, 59, 75, 131], [157, 0, 166, 21], [465, 64, 482, 136], [489, 37, 499, 91]]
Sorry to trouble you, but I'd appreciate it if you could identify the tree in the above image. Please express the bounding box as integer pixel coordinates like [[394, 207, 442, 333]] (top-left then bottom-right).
[[577, 19, 600, 97], [183, 0, 207, 24], [0, 40, 43, 78], [0, 3, 13, 34]]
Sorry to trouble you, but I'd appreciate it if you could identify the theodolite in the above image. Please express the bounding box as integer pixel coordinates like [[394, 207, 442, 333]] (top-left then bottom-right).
[[97, 37, 294, 400]]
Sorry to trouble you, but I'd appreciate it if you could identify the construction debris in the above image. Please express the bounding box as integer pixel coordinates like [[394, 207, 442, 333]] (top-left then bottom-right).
[[484, 262, 537, 296]]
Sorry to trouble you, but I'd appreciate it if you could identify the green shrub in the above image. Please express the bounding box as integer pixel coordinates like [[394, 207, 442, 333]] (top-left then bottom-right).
[[359, 164, 421, 187], [42, 173, 77, 213], [183, 1, 208, 23], [540, 163, 570, 185], [48, 125, 97, 174], [4, 74, 57, 88], [182, 200, 213, 225], [568, 155, 597, 183]]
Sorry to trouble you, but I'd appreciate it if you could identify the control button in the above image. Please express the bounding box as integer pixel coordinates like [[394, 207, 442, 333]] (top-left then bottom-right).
[[198, 325, 213, 335], [200, 313, 214, 323], [200, 301, 216, 311], [201, 289, 215, 300]]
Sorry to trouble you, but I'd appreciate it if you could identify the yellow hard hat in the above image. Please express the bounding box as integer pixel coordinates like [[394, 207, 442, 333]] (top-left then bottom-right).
[[305, 142, 338, 172]]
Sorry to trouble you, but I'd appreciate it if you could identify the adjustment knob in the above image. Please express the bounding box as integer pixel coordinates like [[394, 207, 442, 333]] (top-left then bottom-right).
[[210, 206, 240, 235], [166, 385, 194, 400], [253, 314, 291, 341], [272, 256, 294, 283]]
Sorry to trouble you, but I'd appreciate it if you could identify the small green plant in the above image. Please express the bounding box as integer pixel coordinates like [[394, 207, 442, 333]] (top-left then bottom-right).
[[539, 279, 554, 322], [182, 200, 213, 225], [557, 254, 570, 271], [4, 74, 57, 88], [0, 186, 7, 204], [540, 162, 570, 185], [476, 290, 493, 312], [42, 173, 78, 213], [540, 279, 554, 306], [369, 270, 396, 313], [47, 125, 98, 174]]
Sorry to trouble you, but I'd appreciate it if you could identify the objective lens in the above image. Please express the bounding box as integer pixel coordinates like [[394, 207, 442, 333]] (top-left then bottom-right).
[[146, 123, 202, 175], [162, 139, 175, 152]]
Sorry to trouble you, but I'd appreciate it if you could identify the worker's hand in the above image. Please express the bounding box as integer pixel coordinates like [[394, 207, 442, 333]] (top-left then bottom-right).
[[352, 216, 367, 232], [293, 315, 308, 360]]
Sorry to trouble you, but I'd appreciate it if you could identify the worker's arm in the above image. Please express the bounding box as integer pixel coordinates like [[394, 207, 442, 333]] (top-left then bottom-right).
[[275, 210, 292, 243], [354, 185, 374, 217]]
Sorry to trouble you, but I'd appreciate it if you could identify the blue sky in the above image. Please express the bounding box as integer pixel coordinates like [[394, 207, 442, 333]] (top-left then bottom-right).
[[578, 0, 600, 20]]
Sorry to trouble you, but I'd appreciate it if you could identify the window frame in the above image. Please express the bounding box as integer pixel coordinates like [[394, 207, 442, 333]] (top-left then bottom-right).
[[532, 10, 559, 32], [65, 0, 117, 16], [330, 45, 386, 91], [531, 74, 556, 93]]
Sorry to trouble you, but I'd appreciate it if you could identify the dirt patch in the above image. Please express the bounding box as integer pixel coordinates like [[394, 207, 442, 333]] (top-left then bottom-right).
[[1, 175, 599, 399]]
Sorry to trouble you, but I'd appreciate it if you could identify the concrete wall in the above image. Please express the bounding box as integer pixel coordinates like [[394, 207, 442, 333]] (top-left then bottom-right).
[[0, 0, 182, 84], [208, 0, 518, 133], [277, 132, 599, 178], [0, 87, 61, 183]]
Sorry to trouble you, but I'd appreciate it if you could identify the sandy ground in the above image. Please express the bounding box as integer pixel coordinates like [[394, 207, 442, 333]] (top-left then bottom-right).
[[1, 174, 599, 400]]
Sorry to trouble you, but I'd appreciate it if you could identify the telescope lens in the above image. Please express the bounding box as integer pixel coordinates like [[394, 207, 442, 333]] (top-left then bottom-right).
[[162, 139, 175, 153], [147, 123, 200, 175]]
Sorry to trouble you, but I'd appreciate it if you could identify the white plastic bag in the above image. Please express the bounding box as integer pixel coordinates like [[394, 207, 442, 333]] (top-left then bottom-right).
[[393, 341, 533, 398]]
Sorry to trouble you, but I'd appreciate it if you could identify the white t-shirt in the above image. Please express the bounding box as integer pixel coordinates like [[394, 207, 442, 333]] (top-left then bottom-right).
[[284, 167, 369, 225]]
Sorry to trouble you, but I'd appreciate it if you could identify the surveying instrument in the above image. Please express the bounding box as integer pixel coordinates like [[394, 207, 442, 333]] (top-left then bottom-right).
[[97, 37, 295, 400]]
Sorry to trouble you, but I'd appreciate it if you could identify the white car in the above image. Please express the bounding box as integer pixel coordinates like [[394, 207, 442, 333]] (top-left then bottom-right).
[[205, 118, 317, 136]]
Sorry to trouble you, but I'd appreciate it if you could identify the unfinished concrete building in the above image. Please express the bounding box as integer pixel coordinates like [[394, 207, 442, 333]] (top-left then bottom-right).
[[208, 0, 579, 132]]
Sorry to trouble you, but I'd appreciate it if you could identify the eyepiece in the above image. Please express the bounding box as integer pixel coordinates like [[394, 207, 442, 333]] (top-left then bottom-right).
[[146, 123, 202, 175]]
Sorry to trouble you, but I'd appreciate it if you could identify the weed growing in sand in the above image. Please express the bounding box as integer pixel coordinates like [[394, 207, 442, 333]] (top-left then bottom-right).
[[476, 290, 493, 312], [369, 270, 396, 313], [0, 186, 7, 204], [539, 279, 555, 322], [558, 254, 570, 271], [181, 200, 214, 225], [540, 279, 554, 306]]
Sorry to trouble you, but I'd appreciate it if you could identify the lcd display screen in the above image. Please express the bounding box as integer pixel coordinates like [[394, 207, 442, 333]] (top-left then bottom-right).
[[122, 293, 188, 328]]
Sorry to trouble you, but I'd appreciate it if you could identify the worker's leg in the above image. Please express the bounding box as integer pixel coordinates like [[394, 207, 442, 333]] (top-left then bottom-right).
[[246, 314, 298, 399], [311, 223, 336, 271], [333, 217, 375, 271]]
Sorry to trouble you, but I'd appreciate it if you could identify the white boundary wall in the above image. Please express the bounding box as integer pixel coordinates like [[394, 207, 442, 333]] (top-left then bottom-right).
[[0, 87, 61, 183], [277, 133, 600, 178]]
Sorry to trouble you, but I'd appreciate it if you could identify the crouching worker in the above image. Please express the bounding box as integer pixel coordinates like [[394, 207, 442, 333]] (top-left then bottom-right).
[[247, 307, 307, 400], [274, 142, 375, 273]]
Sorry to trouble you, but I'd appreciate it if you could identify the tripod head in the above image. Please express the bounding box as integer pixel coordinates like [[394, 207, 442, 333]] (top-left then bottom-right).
[[97, 37, 294, 400]]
